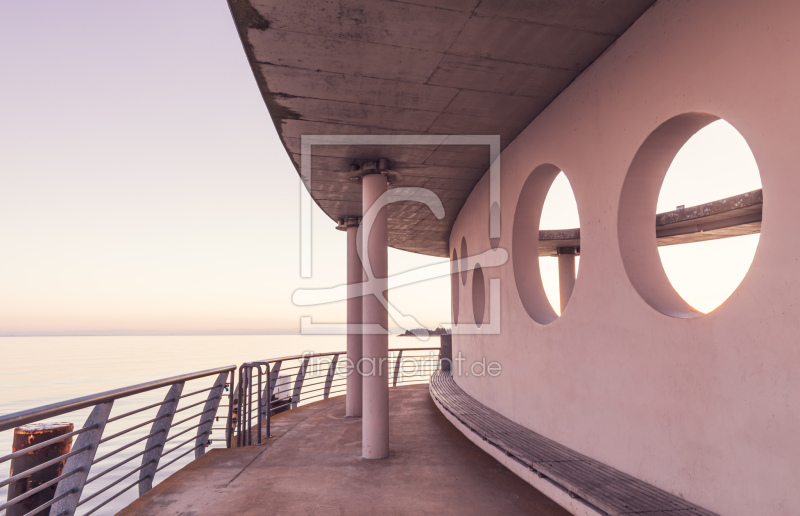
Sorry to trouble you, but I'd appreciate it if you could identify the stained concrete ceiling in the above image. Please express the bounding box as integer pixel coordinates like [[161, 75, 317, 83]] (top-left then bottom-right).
[[228, 0, 656, 257]]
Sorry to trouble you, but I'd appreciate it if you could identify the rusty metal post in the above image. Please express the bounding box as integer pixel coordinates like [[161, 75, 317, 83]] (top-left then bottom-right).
[[7, 423, 74, 516]]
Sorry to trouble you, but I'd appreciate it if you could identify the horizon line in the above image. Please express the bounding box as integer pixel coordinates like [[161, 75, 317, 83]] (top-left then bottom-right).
[[0, 328, 432, 337], [0, 329, 303, 337]]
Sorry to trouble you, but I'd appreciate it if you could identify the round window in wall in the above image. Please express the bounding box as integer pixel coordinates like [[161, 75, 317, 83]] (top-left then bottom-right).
[[619, 115, 762, 317], [512, 164, 581, 324], [472, 264, 485, 327], [460, 237, 468, 286], [451, 248, 460, 325], [539, 172, 580, 316]]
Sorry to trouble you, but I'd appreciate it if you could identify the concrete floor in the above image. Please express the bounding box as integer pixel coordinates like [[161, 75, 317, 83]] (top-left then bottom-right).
[[119, 385, 569, 515]]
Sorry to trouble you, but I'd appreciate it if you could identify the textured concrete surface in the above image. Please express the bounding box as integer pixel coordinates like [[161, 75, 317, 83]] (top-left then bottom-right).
[[449, 1, 799, 514], [119, 385, 569, 515], [226, 0, 655, 256]]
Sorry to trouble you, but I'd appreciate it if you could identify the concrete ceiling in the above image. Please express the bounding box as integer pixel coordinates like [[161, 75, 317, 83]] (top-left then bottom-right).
[[228, 0, 656, 257]]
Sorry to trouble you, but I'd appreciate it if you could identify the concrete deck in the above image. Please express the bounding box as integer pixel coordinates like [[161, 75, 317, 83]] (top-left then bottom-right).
[[120, 384, 569, 515]]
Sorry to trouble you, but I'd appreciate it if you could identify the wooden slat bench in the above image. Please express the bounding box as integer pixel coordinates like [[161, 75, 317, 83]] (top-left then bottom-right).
[[429, 371, 718, 516]]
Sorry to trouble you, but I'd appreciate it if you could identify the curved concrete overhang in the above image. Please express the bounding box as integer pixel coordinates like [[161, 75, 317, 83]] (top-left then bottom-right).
[[538, 189, 763, 257], [227, 0, 655, 257]]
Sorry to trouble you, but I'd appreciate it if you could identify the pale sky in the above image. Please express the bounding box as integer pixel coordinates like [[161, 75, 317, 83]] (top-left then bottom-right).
[[0, 3, 761, 335], [0, 1, 448, 335]]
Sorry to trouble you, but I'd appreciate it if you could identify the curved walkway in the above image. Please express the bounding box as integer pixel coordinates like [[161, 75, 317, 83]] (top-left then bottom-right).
[[120, 384, 568, 515]]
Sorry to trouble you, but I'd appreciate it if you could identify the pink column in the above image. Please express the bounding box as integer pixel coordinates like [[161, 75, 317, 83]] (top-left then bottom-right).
[[557, 247, 577, 313], [345, 217, 363, 417], [361, 171, 389, 459]]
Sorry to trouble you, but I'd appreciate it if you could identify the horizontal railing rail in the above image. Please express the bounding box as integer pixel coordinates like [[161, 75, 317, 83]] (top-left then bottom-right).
[[0, 344, 446, 513], [0, 366, 235, 516], [0, 367, 235, 434], [233, 347, 440, 447]]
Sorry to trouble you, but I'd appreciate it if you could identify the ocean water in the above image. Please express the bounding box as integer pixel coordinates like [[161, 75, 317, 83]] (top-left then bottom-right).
[[0, 334, 433, 514], [0, 335, 353, 415]]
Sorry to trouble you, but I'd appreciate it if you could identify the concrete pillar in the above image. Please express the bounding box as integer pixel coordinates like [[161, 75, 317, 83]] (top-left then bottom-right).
[[345, 217, 363, 417], [361, 171, 389, 459], [557, 247, 577, 314]]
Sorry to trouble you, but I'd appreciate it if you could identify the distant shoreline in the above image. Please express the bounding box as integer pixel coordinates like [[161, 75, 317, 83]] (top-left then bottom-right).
[[0, 328, 439, 337], [0, 331, 304, 337]]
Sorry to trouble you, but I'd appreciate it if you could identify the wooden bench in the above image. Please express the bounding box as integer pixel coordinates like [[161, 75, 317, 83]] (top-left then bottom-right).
[[429, 371, 718, 516]]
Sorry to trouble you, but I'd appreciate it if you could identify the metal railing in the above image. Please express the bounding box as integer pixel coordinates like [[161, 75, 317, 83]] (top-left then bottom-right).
[[234, 347, 440, 447], [0, 346, 443, 514], [0, 366, 235, 516]]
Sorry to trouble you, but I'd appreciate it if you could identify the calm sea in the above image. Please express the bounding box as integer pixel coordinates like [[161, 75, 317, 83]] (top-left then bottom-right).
[[0, 334, 429, 514]]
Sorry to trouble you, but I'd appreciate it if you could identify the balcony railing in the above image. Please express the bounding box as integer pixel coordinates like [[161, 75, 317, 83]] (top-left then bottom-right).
[[0, 366, 235, 516], [234, 347, 440, 447], [0, 345, 442, 514]]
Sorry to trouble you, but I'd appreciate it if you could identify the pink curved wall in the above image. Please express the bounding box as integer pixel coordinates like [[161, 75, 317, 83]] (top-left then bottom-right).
[[450, 1, 800, 514]]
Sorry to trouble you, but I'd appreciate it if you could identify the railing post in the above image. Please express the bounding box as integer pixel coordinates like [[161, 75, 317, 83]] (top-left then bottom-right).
[[226, 370, 234, 449], [291, 356, 310, 409], [267, 361, 282, 402], [50, 402, 113, 515], [393, 350, 404, 387], [324, 355, 339, 399], [244, 367, 253, 446], [236, 365, 246, 447], [240, 365, 260, 446], [236, 365, 256, 447], [195, 371, 228, 459], [264, 375, 272, 439], [139, 382, 184, 495], [255, 366, 263, 445]]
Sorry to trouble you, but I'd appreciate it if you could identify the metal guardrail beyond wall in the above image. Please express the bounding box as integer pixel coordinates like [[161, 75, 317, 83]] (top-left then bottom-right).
[[234, 347, 440, 447], [0, 366, 235, 516]]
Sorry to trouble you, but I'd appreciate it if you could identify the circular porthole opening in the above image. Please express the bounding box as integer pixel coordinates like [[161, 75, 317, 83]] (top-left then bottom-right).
[[460, 237, 468, 286], [512, 164, 580, 324], [472, 264, 485, 327], [452, 248, 460, 325], [619, 115, 762, 317], [539, 172, 580, 316]]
